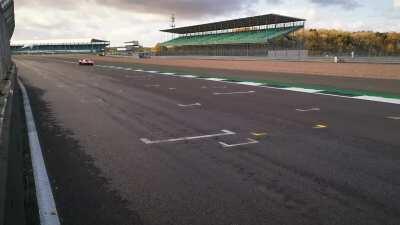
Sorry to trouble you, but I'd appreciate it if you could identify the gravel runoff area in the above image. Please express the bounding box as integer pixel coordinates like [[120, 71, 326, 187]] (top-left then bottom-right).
[[55, 55, 400, 80]]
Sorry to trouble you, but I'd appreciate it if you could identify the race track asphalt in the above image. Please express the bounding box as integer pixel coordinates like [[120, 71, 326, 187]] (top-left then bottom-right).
[[15, 56, 400, 225]]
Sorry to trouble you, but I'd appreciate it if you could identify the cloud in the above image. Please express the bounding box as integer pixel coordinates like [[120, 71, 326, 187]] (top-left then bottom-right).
[[95, 0, 260, 18], [395, 0, 400, 8], [11, 0, 400, 47], [310, 0, 360, 9]]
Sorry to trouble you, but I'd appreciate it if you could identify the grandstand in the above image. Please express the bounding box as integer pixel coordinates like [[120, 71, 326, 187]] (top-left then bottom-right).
[[160, 14, 306, 57], [11, 38, 110, 54]]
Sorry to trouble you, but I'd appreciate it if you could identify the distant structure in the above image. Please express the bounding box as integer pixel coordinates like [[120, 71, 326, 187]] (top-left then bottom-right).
[[170, 14, 176, 40], [11, 38, 110, 54], [105, 40, 142, 55], [170, 14, 176, 29], [124, 40, 140, 52], [160, 14, 306, 57]]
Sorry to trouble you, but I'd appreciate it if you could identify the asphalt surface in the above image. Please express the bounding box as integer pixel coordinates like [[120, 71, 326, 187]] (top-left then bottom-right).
[[49, 54, 400, 95], [15, 56, 400, 225]]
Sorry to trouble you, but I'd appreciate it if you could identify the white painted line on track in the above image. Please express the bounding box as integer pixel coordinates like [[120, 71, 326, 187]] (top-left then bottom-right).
[[353, 96, 400, 105], [213, 91, 255, 95], [238, 81, 264, 86], [281, 87, 322, 93], [177, 103, 202, 107], [140, 129, 236, 144], [219, 138, 259, 148], [146, 71, 159, 74], [168, 88, 177, 90], [70, 61, 400, 106], [387, 116, 400, 120], [204, 78, 226, 81], [181, 75, 198, 78], [296, 108, 320, 112], [18, 80, 61, 225], [160, 72, 176, 75]]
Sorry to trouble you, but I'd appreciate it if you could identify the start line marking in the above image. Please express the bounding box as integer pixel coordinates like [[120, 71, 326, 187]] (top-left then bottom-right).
[[178, 103, 202, 107], [140, 129, 236, 144], [213, 91, 255, 95], [296, 108, 320, 112], [219, 138, 259, 148]]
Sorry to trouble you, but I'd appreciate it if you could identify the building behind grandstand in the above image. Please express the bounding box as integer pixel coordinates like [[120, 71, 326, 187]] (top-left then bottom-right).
[[160, 14, 306, 57], [11, 38, 110, 54]]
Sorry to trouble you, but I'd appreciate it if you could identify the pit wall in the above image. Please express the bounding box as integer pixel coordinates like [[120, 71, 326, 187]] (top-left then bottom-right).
[[0, 5, 12, 80], [0, 3, 30, 225]]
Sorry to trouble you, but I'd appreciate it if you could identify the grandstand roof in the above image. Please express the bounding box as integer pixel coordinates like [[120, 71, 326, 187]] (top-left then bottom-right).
[[160, 26, 302, 47], [161, 14, 305, 34], [11, 38, 110, 46]]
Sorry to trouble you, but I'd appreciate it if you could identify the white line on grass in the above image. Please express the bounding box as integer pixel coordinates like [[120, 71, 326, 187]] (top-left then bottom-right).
[[140, 129, 236, 144], [18, 80, 61, 225]]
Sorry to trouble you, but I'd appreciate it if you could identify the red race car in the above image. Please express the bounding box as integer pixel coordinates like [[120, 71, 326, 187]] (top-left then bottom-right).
[[78, 59, 94, 66]]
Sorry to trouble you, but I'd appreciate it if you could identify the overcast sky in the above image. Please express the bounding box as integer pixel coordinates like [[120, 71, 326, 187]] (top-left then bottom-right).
[[11, 0, 400, 47]]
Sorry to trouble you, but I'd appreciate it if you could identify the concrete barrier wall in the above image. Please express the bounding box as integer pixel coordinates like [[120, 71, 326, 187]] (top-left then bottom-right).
[[0, 2, 12, 80], [0, 2, 25, 225]]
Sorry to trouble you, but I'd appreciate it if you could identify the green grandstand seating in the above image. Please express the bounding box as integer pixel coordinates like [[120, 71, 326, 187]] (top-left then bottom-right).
[[161, 26, 302, 46]]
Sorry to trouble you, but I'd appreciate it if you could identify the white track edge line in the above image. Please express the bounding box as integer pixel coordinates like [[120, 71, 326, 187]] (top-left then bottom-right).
[[18, 80, 61, 225], [85, 62, 400, 105]]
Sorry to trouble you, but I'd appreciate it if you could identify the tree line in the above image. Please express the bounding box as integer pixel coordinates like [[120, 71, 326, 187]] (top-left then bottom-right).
[[152, 29, 400, 57], [296, 29, 400, 56]]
